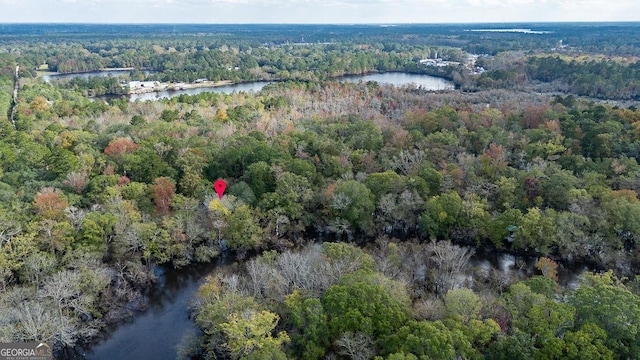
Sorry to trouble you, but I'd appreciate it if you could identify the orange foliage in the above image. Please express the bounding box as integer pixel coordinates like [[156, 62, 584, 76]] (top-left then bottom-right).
[[33, 187, 68, 220], [117, 175, 131, 187], [283, 122, 295, 135], [151, 177, 175, 216], [104, 137, 141, 161], [324, 183, 336, 199], [484, 143, 507, 163], [543, 120, 562, 134], [523, 104, 551, 129], [30, 95, 50, 113], [480, 143, 508, 175]]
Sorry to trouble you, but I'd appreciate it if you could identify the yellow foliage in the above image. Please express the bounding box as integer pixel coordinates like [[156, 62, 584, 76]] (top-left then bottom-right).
[[535, 257, 559, 282], [208, 199, 230, 217], [59, 130, 76, 149], [215, 108, 229, 122], [197, 275, 223, 303]]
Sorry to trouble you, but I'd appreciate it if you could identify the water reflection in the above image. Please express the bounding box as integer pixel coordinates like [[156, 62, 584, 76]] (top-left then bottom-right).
[[42, 70, 152, 83], [342, 72, 455, 90], [47, 71, 453, 103], [128, 81, 272, 102], [83, 261, 223, 360]]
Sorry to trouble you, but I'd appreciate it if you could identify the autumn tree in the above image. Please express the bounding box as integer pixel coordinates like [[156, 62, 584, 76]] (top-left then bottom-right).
[[33, 187, 68, 220], [150, 177, 175, 216], [534, 257, 558, 282], [103, 137, 141, 163]]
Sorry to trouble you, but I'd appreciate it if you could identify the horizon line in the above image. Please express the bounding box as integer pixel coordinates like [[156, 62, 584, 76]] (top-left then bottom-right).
[[1, 20, 640, 26]]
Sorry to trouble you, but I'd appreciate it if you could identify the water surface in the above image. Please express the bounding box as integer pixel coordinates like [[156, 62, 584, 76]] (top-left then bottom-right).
[[129, 81, 272, 102], [342, 72, 454, 90], [83, 261, 222, 360]]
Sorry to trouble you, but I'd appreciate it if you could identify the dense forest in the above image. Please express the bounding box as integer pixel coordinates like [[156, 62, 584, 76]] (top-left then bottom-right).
[[0, 23, 640, 359]]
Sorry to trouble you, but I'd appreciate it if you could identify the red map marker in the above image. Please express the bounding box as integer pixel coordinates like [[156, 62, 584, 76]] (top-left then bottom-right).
[[214, 179, 227, 199]]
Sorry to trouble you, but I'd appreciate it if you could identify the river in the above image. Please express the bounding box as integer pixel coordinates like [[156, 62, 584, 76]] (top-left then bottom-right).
[[73, 71, 539, 360], [127, 72, 454, 101], [80, 261, 224, 360], [80, 249, 588, 360]]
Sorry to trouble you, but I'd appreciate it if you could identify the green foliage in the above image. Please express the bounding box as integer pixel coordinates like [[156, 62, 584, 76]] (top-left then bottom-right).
[[122, 146, 176, 183], [444, 288, 482, 323], [365, 171, 404, 200], [569, 271, 640, 358], [260, 171, 313, 229], [242, 161, 275, 200], [523, 276, 558, 298], [381, 320, 456, 360], [486, 332, 536, 360], [224, 205, 263, 254], [321, 270, 411, 340], [562, 323, 613, 360], [77, 212, 115, 252], [195, 278, 263, 358], [512, 207, 557, 254], [321, 242, 375, 272], [5, 26, 640, 357], [220, 310, 289, 360], [329, 180, 375, 232], [285, 291, 329, 360], [419, 191, 464, 239]]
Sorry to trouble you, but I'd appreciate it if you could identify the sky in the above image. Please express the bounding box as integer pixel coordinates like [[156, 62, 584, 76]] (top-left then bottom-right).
[[0, 0, 639, 24]]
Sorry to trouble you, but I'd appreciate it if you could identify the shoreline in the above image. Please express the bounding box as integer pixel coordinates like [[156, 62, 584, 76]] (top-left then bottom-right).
[[128, 80, 234, 94], [38, 67, 139, 76]]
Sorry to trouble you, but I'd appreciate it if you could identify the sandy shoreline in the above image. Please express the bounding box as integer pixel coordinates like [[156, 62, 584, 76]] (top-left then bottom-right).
[[128, 80, 234, 94], [36, 69, 237, 94]]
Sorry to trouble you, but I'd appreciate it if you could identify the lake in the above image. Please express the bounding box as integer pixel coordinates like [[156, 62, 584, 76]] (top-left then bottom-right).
[[44, 71, 454, 102], [42, 69, 151, 83], [342, 72, 455, 90], [128, 81, 272, 102], [128, 73, 453, 101]]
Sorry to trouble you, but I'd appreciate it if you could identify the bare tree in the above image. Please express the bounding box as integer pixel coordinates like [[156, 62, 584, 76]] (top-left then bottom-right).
[[245, 258, 280, 299], [65, 206, 86, 232], [0, 219, 21, 252], [392, 149, 425, 175], [20, 252, 56, 287], [63, 172, 89, 194], [426, 240, 475, 295], [13, 299, 97, 349], [334, 332, 375, 360]]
